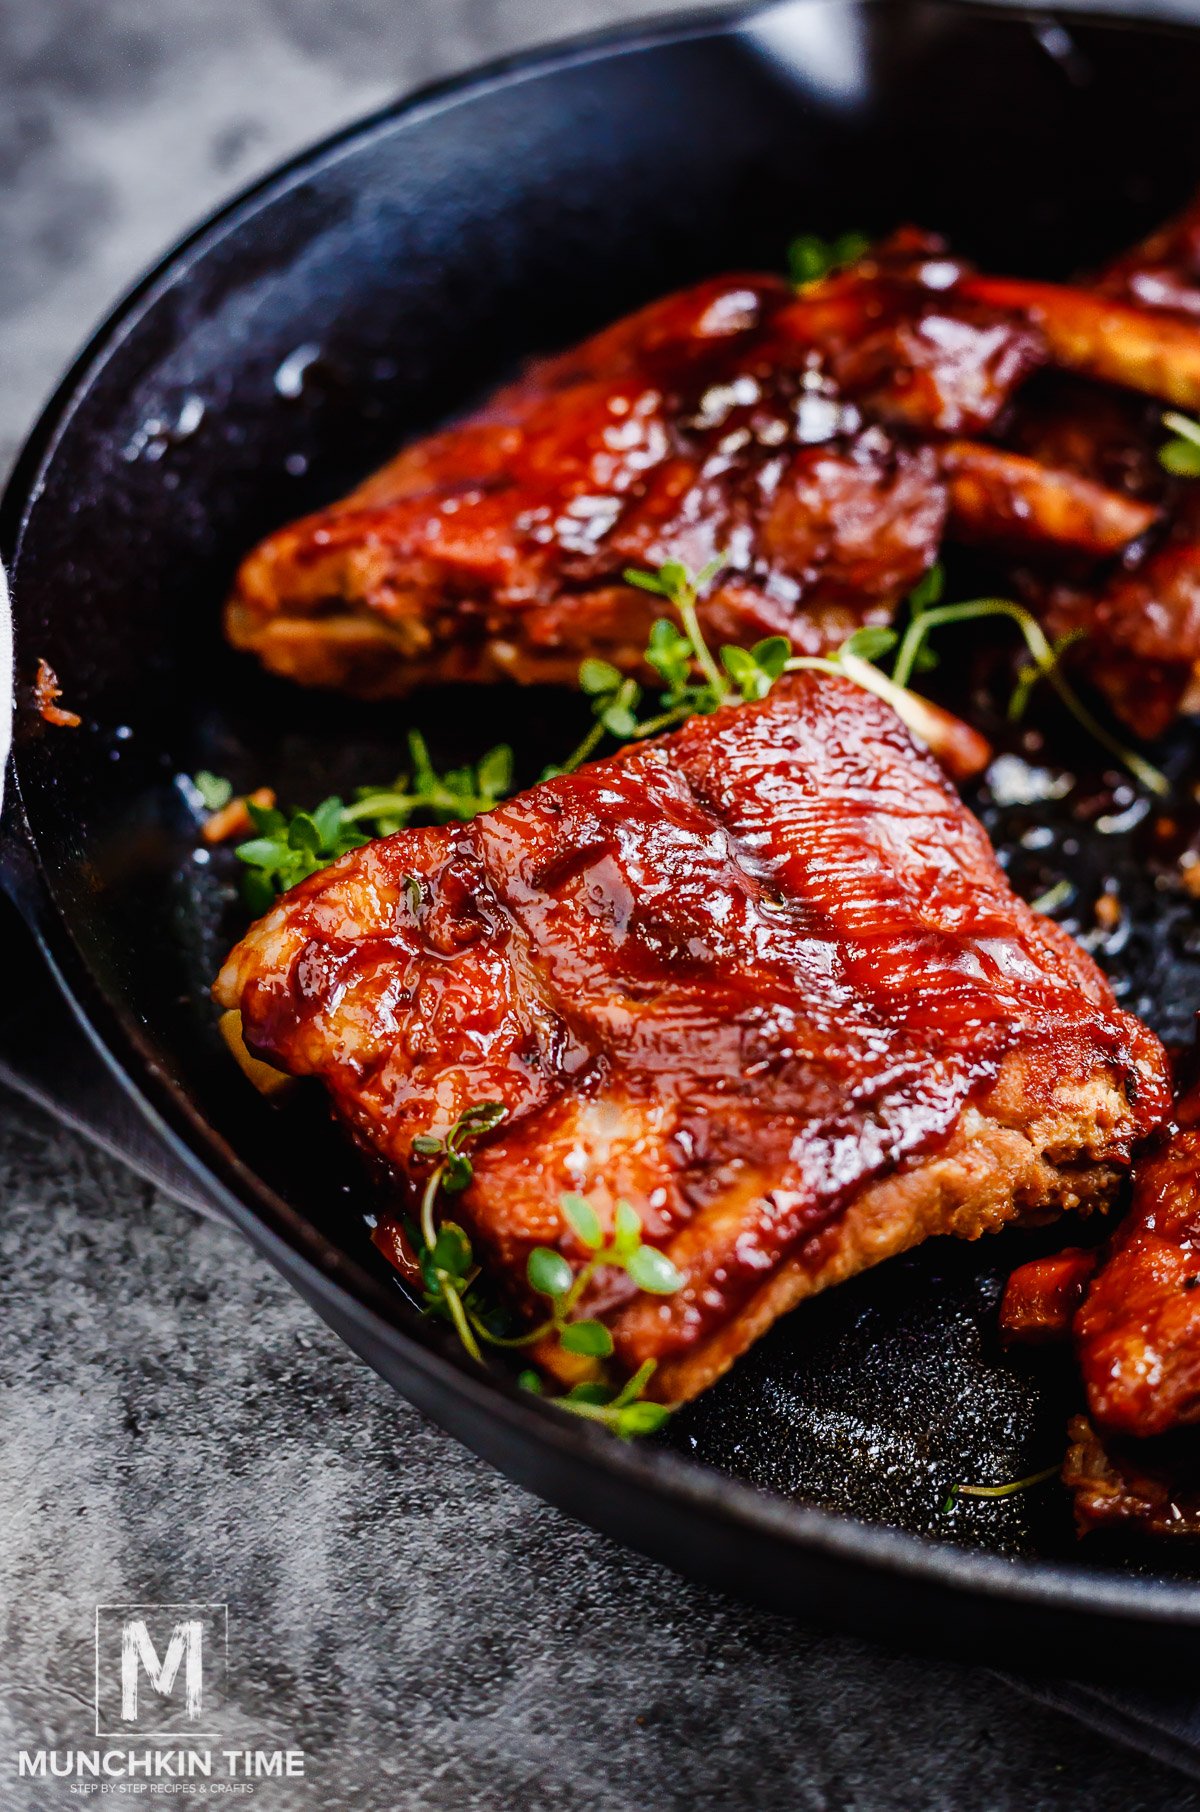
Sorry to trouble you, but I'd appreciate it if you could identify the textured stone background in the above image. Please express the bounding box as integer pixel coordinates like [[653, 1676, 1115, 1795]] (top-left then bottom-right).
[[3, 3, 1200, 1808]]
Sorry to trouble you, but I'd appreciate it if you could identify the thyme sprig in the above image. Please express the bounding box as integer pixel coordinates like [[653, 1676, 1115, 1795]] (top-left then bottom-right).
[[615, 557, 1169, 798], [203, 546, 1169, 915], [549, 558, 790, 774], [408, 1103, 680, 1438], [226, 731, 513, 910], [1160, 409, 1200, 478], [626, 556, 732, 703], [885, 565, 1168, 797]]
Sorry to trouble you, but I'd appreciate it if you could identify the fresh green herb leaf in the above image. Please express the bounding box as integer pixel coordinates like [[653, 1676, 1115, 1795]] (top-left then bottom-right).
[[720, 640, 789, 703], [565, 1381, 615, 1406], [527, 1247, 574, 1300], [613, 1400, 672, 1437], [788, 230, 871, 289], [624, 556, 730, 711], [624, 566, 673, 600], [558, 665, 644, 774], [625, 1244, 686, 1295], [193, 770, 233, 811], [1160, 410, 1200, 477], [403, 1150, 680, 1439], [233, 732, 516, 906], [559, 1319, 615, 1358], [612, 1198, 643, 1257], [580, 657, 624, 696], [561, 1193, 604, 1250], [750, 635, 791, 680], [841, 625, 899, 665], [645, 617, 695, 691], [431, 1222, 473, 1279], [440, 1150, 474, 1194], [448, 1101, 507, 1145]]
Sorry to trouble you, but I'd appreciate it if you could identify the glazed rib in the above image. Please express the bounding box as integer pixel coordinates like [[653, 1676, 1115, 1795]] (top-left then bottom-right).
[[986, 196, 1200, 736], [215, 674, 1167, 1401], [1074, 1079, 1200, 1440], [1099, 188, 1200, 319], [940, 439, 1157, 557], [1004, 1077, 1200, 1533], [1064, 1417, 1200, 1538], [226, 199, 1200, 717], [227, 245, 1053, 697], [959, 274, 1200, 410]]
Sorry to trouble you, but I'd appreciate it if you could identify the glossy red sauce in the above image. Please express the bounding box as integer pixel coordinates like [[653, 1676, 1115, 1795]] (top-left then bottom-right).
[[1000, 1248, 1099, 1344], [232, 241, 1044, 687], [1077, 1077, 1200, 1437], [219, 674, 1167, 1372]]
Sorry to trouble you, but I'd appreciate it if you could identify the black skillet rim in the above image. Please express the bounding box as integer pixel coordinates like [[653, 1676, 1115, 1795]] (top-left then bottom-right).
[[6, 0, 1200, 1641]]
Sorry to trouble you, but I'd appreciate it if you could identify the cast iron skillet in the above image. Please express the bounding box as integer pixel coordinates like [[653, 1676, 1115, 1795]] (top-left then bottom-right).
[[7, 0, 1200, 1669]]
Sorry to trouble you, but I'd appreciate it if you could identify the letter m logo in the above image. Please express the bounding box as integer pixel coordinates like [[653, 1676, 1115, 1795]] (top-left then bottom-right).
[[95, 1604, 227, 1737], [121, 1618, 202, 1721]]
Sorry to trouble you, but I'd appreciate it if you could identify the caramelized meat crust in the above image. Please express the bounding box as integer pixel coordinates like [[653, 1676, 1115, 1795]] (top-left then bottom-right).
[[1065, 1416, 1200, 1538], [999, 1246, 1099, 1345], [215, 675, 1166, 1400], [1074, 1080, 1200, 1439], [1046, 491, 1200, 740], [225, 209, 1200, 717], [226, 250, 1051, 696], [995, 200, 1200, 738], [1007, 1079, 1200, 1532], [1099, 188, 1200, 319]]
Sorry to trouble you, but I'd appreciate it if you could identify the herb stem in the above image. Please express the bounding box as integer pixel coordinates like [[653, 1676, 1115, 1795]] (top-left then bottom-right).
[[944, 1463, 1060, 1512], [785, 650, 969, 757], [893, 598, 1032, 690], [441, 1274, 484, 1363], [1164, 410, 1200, 450], [558, 719, 608, 776], [677, 594, 729, 706], [630, 706, 694, 740], [420, 1163, 443, 1253], [468, 1317, 549, 1349], [1029, 879, 1073, 916], [610, 1359, 657, 1407], [783, 657, 841, 677], [891, 597, 1169, 797], [339, 792, 415, 823]]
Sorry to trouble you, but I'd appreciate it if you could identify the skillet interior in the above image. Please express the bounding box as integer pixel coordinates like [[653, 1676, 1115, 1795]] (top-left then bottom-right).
[[8, 0, 1200, 1652]]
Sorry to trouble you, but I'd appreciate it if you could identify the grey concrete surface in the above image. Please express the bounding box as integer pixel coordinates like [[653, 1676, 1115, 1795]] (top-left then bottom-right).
[[4, 3, 1200, 1808], [4, 1098, 1200, 1812]]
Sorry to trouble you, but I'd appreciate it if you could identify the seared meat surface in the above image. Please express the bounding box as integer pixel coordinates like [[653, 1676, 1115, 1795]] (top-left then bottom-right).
[[1100, 187, 1200, 319], [1064, 1416, 1200, 1537], [227, 243, 1052, 696], [995, 202, 1200, 738], [1004, 1077, 1200, 1532], [227, 204, 1200, 735], [999, 1246, 1099, 1345], [216, 674, 1166, 1401], [1074, 1079, 1200, 1440]]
